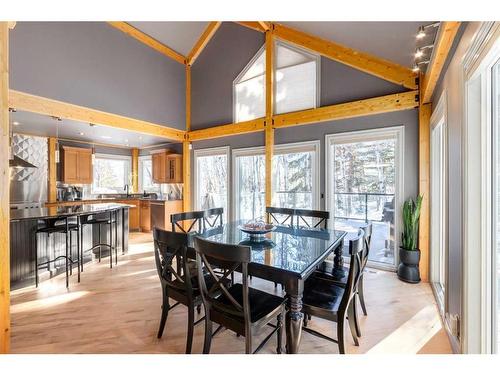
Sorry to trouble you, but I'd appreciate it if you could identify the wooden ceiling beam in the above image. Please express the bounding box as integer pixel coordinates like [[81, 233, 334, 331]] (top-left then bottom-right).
[[9, 90, 186, 142], [258, 22, 271, 32], [188, 91, 418, 141], [188, 118, 265, 141], [235, 22, 267, 33], [273, 23, 418, 90], [186, 22, 221, 66], [273, 90, 419, 128], [421, 22, 461, 104], [107, 22, 186, 65]]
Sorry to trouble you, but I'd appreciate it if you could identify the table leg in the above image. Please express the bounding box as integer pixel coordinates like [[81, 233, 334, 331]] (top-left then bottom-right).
[[285, 292, 303, 354], [331, 241, 346, 279]]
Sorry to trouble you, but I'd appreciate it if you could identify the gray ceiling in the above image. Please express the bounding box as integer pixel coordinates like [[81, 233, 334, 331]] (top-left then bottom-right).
[[282, 22, 433, 67], [130, 21, 435, 68], [129, 21, 209, 56], [10, 111, 173, 149]]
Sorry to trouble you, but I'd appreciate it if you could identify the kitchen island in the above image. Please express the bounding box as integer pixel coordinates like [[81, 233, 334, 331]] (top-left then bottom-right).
[[10, 203, 133, 289]]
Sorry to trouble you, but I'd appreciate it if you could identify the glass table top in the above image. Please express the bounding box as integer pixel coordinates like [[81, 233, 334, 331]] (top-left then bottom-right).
[[193, 220, 346, 277]]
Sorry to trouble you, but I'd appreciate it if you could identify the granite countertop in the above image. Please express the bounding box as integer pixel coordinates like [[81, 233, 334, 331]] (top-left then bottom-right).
[[10, 203, 134, 221], [46, 197, 183, 205]]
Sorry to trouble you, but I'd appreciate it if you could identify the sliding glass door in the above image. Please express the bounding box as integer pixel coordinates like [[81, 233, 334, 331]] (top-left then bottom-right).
[[326, 127, 404, 269], [232, 142, 319, 221], [194, 147, 230, 222], [493, 57, 500, 353]]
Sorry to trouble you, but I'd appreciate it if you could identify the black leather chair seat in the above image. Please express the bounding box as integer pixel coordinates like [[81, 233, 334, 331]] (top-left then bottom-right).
[[214, 283, 285, 323], [303, 276, 346, 312], [168, 271, 221, 297]]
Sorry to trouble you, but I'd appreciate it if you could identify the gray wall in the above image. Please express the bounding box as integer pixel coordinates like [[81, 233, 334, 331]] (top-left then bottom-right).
[[431, 22, 479, 352], [10, 22, 186, 130], [192, 109, 418, 212]]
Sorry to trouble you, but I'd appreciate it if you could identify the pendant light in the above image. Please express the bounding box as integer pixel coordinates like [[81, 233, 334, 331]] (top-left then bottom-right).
[[53, 116, 61, 163]]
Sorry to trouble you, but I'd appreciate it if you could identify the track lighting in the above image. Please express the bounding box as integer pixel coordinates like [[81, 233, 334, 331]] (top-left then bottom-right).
[[415, 48, 424, 58], [412, 64, 420, 72]]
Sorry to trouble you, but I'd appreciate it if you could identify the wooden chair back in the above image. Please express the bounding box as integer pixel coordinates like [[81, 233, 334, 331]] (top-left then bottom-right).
[[203, 207, 224, 229], [153, 228, 194, 296], [171, 210, 205, 233], [265, 206, 295, 226], [194, 236, 251, 323], [294, 208, 329, 229], [339, 229, 364, 312], [359, 222, 373, 267]]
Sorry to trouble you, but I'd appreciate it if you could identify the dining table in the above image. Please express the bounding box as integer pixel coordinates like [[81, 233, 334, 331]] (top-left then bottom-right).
[[193, 220, 347, 354]]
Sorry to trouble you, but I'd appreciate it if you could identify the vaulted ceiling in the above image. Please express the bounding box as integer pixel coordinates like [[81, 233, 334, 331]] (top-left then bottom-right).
[[127, 21, 435, 68]]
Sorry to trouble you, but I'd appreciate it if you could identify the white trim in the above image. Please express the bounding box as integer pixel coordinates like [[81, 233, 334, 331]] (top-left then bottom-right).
[[91, 153, 132, 194], [325, 126, 405, 270], [429, 90, 448, 318], [193, 146, 230, 219], [462, 23, 500, 353], [232, 140, 321, 221]]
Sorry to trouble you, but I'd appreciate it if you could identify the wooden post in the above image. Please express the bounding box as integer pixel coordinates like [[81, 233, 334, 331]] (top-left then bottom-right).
[[0, 22, 11, 353], [48, 137, 57, 202], [264, 30, 274, 213], [183, 141, 191, 212], [183, 64, 191, 212], [419, 102, 431, 282], [131, 148, 139, 193]]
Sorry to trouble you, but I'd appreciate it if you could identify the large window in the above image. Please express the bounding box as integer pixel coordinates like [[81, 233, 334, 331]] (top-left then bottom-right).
[[194, 147, 230, 221], [138, 155, 160, 193], [326, 128, 404, 269], [233, 42, 319, 123], [92, 154, 131, 194], [233, 142, 319, 221], [430, 92, 448, 313]]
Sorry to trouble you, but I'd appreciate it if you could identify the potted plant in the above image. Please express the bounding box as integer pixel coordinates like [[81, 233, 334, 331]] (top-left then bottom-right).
[[397, 195, 423, 283]]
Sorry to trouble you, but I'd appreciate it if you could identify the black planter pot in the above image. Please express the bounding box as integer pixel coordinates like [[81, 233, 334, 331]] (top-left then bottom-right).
[[397, 247, 421, 283]]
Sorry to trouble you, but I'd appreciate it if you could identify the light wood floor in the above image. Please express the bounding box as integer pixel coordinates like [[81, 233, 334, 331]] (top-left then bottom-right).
[[10, 232, 453, 354]]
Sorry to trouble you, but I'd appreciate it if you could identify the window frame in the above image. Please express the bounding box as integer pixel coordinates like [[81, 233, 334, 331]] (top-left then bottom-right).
[[232, 141, 320, 221], [462, 22, 500, 354], [138, 154, 160, 193], [232, 44, 266, 123], [91, 153, 132, 195], [274, 40, 321, 115], [232, 42, 321, 123], [193, 146, 231, 220], [325, 126, 405, 272]]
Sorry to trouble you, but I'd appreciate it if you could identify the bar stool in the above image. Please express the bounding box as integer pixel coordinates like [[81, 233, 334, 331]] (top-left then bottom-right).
[[79, 208, 119, 270], [35, 215, 81, 288]]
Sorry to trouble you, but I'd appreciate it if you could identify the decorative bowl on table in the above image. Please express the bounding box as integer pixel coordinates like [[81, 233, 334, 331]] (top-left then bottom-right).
[[238, 220, 276, 242]]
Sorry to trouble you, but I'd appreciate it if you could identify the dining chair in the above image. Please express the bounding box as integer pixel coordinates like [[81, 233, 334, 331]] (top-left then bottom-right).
[[203, 207, 224, 229], [171, 210, 205, 233], [193, 236, 285, 354], [313, 223, 372, 337], [153, 228, 206, 354], [294, 208, 329, 229], [265, 206, 295, 226], [301, 229, 365, 354]]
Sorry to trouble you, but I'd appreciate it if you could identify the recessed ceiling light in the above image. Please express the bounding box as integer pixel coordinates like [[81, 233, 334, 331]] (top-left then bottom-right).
[[101, 135, 112, 139], [13, 121, 20, 126], [124, 139, 128, 142], [139, 136, 143, 140], [79, 132, 85, 136]]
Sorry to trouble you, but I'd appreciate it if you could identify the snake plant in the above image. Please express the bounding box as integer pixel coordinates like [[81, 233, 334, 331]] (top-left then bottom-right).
[[401, 195, 423, 250]]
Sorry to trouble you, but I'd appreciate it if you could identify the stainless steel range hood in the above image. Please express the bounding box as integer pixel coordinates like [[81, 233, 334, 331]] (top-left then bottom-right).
[[9, 154, 37, 168]]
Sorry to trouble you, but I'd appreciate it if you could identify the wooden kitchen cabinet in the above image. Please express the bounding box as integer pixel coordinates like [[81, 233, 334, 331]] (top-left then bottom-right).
[[61, 146, 93, 184], [151, 150, 182, 183], [140, 200, 151, 232]]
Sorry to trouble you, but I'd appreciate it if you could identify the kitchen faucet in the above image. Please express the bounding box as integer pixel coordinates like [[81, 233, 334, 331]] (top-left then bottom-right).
[[124, 184, 130, 197]]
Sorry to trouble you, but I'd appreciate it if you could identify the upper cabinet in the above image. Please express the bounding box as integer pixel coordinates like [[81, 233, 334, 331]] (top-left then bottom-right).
[[151, 150, 182, 184], [61, 146, 93, 184]]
